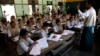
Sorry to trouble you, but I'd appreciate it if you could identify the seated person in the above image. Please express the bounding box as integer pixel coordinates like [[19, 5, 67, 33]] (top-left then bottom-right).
[[8, 21, 20, 41], [53, 19, 63, 34], [51, 15, 56, 25], [29, 17, 36, 26], [17, 29, 37, 56], [22, 15, 27, 25], [18, 19, 24, 30], [61, 14, 67, 29], [36, 18, 43, 30], [40, 22, 49, 38], [0, 18, 9, 33], [25, 20, 36, 32], [10, 15, 16, 22], [66, 16, 75, 29]]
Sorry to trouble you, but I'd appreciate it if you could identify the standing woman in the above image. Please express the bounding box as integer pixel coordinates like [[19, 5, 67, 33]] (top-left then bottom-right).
[[77, 0, 96, 51]]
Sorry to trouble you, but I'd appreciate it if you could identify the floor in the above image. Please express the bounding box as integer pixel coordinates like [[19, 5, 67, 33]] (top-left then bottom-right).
[[63, 47, 92, 56]]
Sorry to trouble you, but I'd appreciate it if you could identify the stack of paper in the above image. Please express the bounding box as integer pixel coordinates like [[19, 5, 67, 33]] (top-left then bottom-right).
[[48, 34, 62, 42], [30, 44, 41, 56]]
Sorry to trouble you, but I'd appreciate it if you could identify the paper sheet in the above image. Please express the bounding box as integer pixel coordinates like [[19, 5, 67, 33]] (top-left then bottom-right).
[[48, 34, 62, 42], [13, 36, 19, 42], [61, 30, 75, 35], [30, 44, 41, 56], [37, 37, 48, 49], [74, 24, 83, 29]]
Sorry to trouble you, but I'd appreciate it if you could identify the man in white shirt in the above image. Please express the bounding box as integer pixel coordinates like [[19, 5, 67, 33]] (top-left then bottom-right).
[[77, 0, 96, 51]]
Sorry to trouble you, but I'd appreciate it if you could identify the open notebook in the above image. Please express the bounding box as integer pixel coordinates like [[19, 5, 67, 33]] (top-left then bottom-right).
[[61, 30, 75, 35], [48, 34, 62, 42]]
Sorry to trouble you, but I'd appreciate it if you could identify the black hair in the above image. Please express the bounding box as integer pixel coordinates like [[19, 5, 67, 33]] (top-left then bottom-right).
[[87, 0, 95, 6], [27, 20, 30, 25], [22, 15, 25, 19], [1, 18, 7, 24], [30, 17, 33, 20], [41, 14, 44, 18], [37, 18, 41, 22], [20, 28, 28, 36], [25, 14, 28, 16], [43, 22, 48, 27], [18, 19, 21, 22], [56, 19, 60, 24]]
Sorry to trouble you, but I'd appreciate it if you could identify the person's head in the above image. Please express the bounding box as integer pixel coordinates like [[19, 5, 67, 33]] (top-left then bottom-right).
[[56, 19, 61, 25], [41, 15, 45, 18], [20, 28, 28, 38], [42, 22, 48, 30], [30, 17, 34, 25], [3, 11, 6, 13], [27, 20, 32, 26], [10, 21, 16, 28], [1, 18, 7, 25], [22, 15, 25, 20], [69, 16, 74, 22], [11, 16, 16, 22], [18, 19, 22, 23], [37, 18, 42, 23], [62, 14, 66, 19], [86, 0, 93, 9], [25, 14, 28, 19]]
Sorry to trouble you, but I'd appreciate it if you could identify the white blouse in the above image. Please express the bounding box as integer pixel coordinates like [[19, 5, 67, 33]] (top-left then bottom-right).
[[53, 25, 63, 32], [17, 37, 34, 55]]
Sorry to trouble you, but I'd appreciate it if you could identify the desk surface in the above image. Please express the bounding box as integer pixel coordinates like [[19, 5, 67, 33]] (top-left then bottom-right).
[[29, 34, 74, 56]]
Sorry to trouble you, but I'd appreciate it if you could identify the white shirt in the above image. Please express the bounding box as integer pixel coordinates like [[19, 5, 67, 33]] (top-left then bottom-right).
[[78, 7, 96, 27], [53, 25, 63, 32], [17, 37, 34, 55], [67, 21, 75, 29], [24, 25, 36, 32], [40, 29, 48, 38]]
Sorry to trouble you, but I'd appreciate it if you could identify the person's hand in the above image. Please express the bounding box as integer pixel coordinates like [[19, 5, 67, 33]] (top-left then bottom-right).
[[33, 41, 38, 46], [77, 3, 80, 10]]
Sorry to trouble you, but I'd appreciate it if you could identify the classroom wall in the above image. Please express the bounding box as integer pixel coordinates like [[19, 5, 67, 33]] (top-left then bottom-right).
[[0, 5, 3, 19], [0, 0, 86, 19]]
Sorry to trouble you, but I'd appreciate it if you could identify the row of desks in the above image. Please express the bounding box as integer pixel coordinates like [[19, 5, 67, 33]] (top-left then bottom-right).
[[0, 32, 75, 56], [29, 34, 75, 56]]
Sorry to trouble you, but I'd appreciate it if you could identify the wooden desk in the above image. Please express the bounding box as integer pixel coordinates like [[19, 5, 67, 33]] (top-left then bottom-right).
[[41, 34, 74, 56], [29, 34, 74, 56]]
